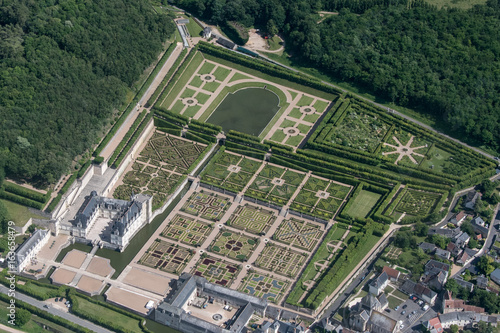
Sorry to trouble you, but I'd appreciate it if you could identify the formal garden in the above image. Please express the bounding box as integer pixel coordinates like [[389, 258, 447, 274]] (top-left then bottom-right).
[[191, 255, 241, 287], [290, 176, 352, 220], [138, 239, 193, 274], [200, 151, 260, 193], [238, 273, 290, 304], [227, 204, 276, 235], [113, 130, 209, 209], [161, 214, 213, 246], [209, 230, 259, 261], [254, 242, 307, 278], [393, 188, 443, 216], [180, 191, 232, 221], [273, 218, 324, 251]]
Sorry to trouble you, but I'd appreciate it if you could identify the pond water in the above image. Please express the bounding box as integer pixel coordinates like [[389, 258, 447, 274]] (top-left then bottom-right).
[[207, 87, 280, 136]]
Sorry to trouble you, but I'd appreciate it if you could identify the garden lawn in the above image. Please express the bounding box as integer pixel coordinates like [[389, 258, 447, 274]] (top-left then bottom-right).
[[387, 295, 403, 309], [392, 289, 408, 300], [74, 295, 142, 333], [345, 190, 381, 219], [1, 199, 47, 227]]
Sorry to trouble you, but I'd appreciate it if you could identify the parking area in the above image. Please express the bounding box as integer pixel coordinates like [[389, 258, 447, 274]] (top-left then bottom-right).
[[383, 296, 430, 330]]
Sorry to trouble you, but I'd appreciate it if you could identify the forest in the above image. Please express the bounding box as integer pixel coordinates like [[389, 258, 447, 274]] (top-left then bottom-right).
[[172, 0, 500, 152], [0, 0, 175, 186]]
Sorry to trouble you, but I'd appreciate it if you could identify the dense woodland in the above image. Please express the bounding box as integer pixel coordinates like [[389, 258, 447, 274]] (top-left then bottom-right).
[[173, 0, 500, 152], [0, 0, 175, 186]]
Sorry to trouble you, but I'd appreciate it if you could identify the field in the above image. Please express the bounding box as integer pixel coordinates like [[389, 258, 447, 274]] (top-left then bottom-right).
[[139, 239, 193, 274], [180, 191, 231, 221], [191, 256, 241, 287], [161, 214, 212, 246], [113, 131, 207, 209], [344, 190, 381, 219], [210, 230, 258, 261], [228, 204, 276, 235], [239, 273, 290, 303], [254, 243, 306, 278], [273, 218, 324, 251]]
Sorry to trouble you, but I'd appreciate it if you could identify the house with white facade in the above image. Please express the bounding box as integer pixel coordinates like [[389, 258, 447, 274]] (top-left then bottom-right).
[[12, 229, 50, 273]]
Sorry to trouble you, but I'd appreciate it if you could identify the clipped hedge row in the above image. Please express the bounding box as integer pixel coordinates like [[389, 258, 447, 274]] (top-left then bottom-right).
[[93, 156, 104, 164], [77, 160, 92, 178], [46, 194, 62, 213], [154, 107, 189, 125], [146, 47, 188, 107], [0, 274, 63, 300], [226, 132, 269, 151], [59, 173, 77, 194], [0, 189, 44, 210], [186, 130, 217, 144], [184, 131, 210, 145], [112, 113, 153, 168], [2, 182, 48, 203], [159, 127, 182, 136], [109, 111, 147, 166], [154, 117, 183, 129], [265, 140, 294, 152], [187, 145, 214, 174], [156, 47, 198, 108], [225, 146, 266, 160], [188, 122, 220, 136], [304, 142, 380, 166], [190, 118, 222, 132], [198, 41, 343, 95], [227, 130, 260, 142]]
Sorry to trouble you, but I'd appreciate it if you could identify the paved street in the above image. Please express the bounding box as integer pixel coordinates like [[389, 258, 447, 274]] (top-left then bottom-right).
[[0, 285, 113, 333]]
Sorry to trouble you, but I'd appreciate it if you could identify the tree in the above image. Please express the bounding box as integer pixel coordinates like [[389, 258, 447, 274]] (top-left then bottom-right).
[[15, 308, 31, 327], [414, 222, 429, 237], [460, 221, 475, 237], [468, 238, 478, 249], [266, 19, 279, 36], [0, 201, 10, 234], [477, 256, 495, 276], [450, 324, 459, 333]]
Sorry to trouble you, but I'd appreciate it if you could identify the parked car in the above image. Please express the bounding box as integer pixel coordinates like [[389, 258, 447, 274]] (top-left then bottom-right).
[[402, 304, 407, 309], [395, 306, 400, 311], [412, 310, 416, 315], [401, 310, 406, 315], [400, 325, 405, 329]]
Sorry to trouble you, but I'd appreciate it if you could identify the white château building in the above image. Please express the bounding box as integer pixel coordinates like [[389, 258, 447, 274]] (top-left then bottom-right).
[[13, 229, 50, 273], [60, 191, 152, 251]]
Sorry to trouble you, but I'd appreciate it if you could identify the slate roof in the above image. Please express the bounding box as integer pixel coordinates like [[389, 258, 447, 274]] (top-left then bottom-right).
[[15, 229, 49, 267], [419, 242, 437, 253], [453, 276, 474, 291], [425, 260, 450, 272], [370, 271, 388, 290], [491, 268, 500, 284], [435, 248, 451, 260], [401, 280, 437, 300], [369, 310, 397, 333], [476, 275, 488, 289], [230, 303, 254, 333], [169, 275, 197, 308]]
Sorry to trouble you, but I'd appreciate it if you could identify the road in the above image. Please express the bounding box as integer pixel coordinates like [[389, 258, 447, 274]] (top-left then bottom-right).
[[0, 285, 113, 333]]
